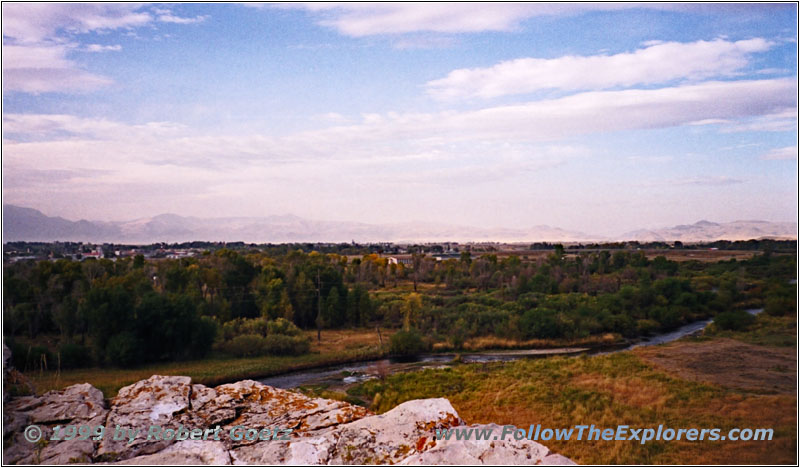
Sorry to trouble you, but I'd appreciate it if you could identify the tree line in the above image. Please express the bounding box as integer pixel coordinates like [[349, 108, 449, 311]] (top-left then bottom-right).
[[3, 246, 795, 368]]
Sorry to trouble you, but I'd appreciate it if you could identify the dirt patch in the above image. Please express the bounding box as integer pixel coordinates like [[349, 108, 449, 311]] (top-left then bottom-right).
[[635, 338, 796, 393]]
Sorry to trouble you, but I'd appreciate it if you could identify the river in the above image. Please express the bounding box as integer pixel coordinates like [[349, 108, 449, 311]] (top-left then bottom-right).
[[259, 312, 763, 391]]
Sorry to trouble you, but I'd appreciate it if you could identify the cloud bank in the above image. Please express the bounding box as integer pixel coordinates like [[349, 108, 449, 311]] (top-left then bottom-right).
[[426, 38, 774, 100]]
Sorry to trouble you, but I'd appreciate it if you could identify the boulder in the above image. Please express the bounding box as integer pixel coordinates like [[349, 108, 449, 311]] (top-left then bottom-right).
[[3, 383, 108, 465], [325, 398, 463, 464], [113, 440, 231, 465], [397, 423, 577, 465], [96, 375, 192, 461], [181, 379, 370, 441], [2, 374, 575, 465]]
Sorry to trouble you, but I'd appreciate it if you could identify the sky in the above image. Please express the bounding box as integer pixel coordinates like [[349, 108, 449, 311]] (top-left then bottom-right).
[[2, 2, 797, 236]]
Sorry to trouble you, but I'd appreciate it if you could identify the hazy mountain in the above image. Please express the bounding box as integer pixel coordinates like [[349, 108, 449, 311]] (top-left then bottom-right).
[[620, 220, 797, 242], [2, 205, 122, 242], [2, 205, 796, 244]]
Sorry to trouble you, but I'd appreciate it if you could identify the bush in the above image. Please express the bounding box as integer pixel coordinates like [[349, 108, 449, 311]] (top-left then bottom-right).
[[267, 317, 304, 337], [219, 316, 311, 357], [390, 329, 427, 356], [714, 309, 755, 331], [106, 332, 143, 367], [223, 334, 266, 357], [58, 343, 93, 369], [262, 334, 310, 355], [8, 341, 53, 372], [189, 316, 218, 358], [764, 286, 796, 317], [635, 319, 660, 335], [520, 308, 560, 339], [241, 317, 270, 336]]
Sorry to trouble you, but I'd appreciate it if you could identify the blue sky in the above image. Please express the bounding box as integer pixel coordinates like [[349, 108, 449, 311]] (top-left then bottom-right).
[[2, 3, 797, 236]]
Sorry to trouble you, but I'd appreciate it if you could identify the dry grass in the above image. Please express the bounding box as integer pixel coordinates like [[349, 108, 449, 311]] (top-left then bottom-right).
[[350, 330, 796, 464], [23, 328, 398, 397], [460, 333, 621, 351], [305, 327, 397, 353], [636, 337, 796, 393]]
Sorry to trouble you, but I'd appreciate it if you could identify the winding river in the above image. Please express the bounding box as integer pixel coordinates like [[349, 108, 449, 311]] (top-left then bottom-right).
[[259, 312, 765, 391]]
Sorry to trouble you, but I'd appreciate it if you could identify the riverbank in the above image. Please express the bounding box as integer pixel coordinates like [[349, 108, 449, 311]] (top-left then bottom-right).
[[21, 319, 705, 397], [16, 312, 795, 464], [18, 323, 678, 398], [23, 346, 387, 397], [337, 312, 796, 464]]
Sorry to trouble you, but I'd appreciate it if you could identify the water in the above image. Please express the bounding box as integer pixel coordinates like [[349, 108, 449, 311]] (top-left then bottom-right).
[[620, 319, 713, 351], [259, 318, 717, 390]]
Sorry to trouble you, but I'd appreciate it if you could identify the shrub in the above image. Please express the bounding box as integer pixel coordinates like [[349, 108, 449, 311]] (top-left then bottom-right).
[[58, 343, 93, 369], [764, 286, 796, 317], [8, 341, 53, 372], [520, 308, 560, 339], [714, 309, 755, 331], [189, 316, 218, 358], [223, 334, 266, 357], [390, 329, 428, 356], [267, 317, 303, 336], [241, 317, 270, 336], [262, 334, 310, 355], [636, 319, 660, 335], [106, 332, 142, 367]]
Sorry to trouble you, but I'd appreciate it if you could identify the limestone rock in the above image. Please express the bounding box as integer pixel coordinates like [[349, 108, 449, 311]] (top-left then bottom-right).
[[181, 379, 370, 448], [396, 423, 577, 465], [96, 375, 192, 461], [2, 374, 576, 465], [326, 398, 462, 464], [113, 440, 231, 465], [2, 383, 108, 465], [27, 383, 106, 423]]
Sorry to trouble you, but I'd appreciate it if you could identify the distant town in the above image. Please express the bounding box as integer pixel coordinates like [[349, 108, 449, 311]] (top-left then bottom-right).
[[4, 238, 794, 264]]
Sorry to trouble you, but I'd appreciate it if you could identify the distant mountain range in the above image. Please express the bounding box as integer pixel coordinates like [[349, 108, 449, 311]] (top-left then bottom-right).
[[2, 205, 796, 244]]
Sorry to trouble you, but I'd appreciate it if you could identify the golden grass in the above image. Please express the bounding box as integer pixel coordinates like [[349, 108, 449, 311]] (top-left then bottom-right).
[[23, 328, 398, 397], [459, 333, 621, 351], [349, 336, 796, 464], [305, 327, 397, 354]]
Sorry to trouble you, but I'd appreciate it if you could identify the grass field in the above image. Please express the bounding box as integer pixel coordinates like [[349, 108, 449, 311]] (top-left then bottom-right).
[[18, 311, 796, 464], [25, 328, 391, 397], [342, 312, 796, 464]]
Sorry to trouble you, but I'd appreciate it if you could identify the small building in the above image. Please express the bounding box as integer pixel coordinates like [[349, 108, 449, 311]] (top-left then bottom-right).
[[387, 255, 414, 266]]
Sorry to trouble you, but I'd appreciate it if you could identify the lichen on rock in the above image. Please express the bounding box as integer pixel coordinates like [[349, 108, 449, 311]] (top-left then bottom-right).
[[3, 374, 575, 465]]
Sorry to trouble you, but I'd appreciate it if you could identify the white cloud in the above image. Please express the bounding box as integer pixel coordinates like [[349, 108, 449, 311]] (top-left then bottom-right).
[[1, 3, 151, 44], [316, 79, 795, 145], [282, 3, 699, 37], [2, 114, 187, 142], [722, 109, 798, 133], [634, 175, 746, 188], [157, 13, 209, 24], [1, 44, 113, 93], [426, 38, 774, 100], [674, 176, 745, 186], [0, 4, 148, 93], [4, 78, 793, 169], [1, 3, 208, 94], [85, 44, 122, 52], [761, 146, 798, 160], [3, 77, 793, 223]]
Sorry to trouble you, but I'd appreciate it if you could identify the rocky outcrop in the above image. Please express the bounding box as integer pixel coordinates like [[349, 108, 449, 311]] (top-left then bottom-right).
[[3, 375, 575, 465], [4, 382, 108, 464]]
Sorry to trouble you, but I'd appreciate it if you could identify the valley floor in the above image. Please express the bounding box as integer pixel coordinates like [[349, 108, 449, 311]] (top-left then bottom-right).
[[17, 314, 796, 464], [333, 313, 797, 464]]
